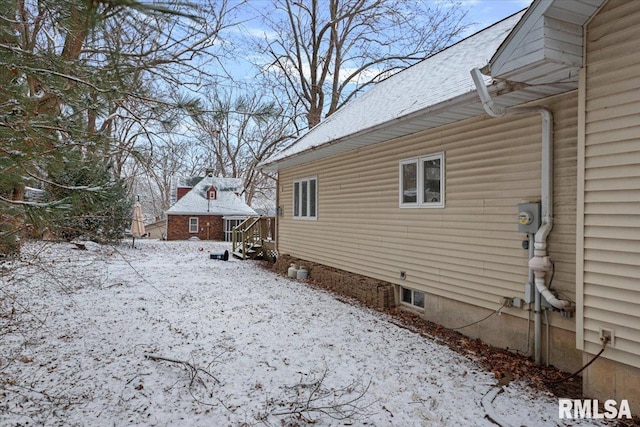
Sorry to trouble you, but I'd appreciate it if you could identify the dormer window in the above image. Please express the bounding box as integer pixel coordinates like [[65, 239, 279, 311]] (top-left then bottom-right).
[[208, 187, 217, 200]]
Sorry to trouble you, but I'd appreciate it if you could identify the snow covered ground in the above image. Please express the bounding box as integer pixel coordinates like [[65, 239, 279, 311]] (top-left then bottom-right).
[[0, 240, 608, 426]]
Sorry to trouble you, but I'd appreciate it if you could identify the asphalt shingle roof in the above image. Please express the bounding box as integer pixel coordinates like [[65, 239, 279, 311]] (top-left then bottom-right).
[[262, 11, 525, 167], [166, 176, 257, 217]]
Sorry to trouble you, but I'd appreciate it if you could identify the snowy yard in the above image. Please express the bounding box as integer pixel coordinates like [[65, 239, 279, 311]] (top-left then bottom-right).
[[1, 240, 606, 426]]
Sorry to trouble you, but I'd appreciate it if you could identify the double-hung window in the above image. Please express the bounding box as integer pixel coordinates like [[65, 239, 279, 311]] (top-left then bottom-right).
[[400, 152, 444, 208], [189, 217, 199, 233], [293, 176, 317, 219]]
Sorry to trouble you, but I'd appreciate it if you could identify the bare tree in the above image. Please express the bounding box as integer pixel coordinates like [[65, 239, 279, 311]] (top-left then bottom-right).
[[251, 0, 469, 128], [133, 134, 206, 218], [189, 87, 295, 207], [84, 0, 239, 177], [1, 0, 236, 176]]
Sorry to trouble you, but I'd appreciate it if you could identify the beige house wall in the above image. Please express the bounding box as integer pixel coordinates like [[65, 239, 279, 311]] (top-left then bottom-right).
[[277, 92, 580, 370], [145, 220, 167, 240], [578, 0, 640, 413]]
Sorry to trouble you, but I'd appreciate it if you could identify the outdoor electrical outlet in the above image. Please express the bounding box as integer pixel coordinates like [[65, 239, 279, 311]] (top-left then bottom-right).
[[502, 297, 514, 308], [599, 328, 615, 347]]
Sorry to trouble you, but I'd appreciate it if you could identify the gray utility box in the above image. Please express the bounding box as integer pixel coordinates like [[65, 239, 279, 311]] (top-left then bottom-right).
[[517, 202, 541, 234]]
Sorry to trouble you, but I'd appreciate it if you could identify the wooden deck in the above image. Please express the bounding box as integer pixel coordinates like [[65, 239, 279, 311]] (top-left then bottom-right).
[[231, 217, 277, 262]]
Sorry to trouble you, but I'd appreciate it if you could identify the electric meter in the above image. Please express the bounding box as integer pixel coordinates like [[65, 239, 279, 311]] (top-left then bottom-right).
[[517, 202, 541, 233], [518, 211, 534, 225]]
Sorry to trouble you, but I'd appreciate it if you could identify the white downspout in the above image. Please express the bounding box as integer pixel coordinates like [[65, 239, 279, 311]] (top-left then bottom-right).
[[470, 68, 571, 364]]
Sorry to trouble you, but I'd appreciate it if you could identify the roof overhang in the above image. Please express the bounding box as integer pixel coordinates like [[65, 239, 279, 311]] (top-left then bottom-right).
[[261, 81, 564, 172], [486, 0, 604, 86], [261, 0, 605, 173]]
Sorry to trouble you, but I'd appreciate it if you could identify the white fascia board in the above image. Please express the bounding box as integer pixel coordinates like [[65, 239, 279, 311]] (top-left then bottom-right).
[[260, 90, 486, 172], [488, 0, 552, 75]]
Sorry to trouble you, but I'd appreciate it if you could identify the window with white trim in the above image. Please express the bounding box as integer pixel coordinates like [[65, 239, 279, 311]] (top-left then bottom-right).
[[189, 217, 199, 233], [400, 152, 444, 208], [293, 176, 317, 219], [401, 287, 425, 309]]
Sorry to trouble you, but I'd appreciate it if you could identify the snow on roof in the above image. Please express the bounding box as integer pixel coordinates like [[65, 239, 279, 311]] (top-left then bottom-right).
[[176, 175, 243, 191], [166, 175, 257, 216], [262, 11, 525, 168]]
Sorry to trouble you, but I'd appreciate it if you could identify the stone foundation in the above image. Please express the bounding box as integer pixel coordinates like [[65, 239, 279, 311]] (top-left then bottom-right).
[[274, 254, 394, 310]]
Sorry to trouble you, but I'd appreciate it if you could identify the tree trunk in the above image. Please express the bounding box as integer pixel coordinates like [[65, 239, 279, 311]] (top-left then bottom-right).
[[306, 107, 322, 128]]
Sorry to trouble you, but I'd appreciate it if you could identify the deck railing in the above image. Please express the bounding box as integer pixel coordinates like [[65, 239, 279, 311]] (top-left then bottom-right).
[[231, 216, 276, 261]]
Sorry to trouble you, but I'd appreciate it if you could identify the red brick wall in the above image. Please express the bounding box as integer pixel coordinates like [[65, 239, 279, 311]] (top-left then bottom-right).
[[176, 187, 191, 201], [166, 215, 224, 240]]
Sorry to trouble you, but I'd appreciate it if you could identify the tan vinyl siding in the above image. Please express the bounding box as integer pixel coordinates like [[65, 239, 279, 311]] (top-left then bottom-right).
[[542, 16, 583, 67], [279, 92, 578, 329], [579, 0, 640, 367], [492, 13, 583, 80]]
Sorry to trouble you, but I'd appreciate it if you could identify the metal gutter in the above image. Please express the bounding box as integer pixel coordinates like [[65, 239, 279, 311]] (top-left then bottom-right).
[[260, 88, 501, 172]]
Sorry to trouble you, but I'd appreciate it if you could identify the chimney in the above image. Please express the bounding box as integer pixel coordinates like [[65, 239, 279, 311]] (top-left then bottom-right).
[[176, 187, 190, 201]]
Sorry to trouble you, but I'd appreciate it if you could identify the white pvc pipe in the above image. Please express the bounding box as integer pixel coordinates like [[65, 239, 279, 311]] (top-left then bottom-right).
[[470, 68, 571, 365], [470, 68, 506, 118], [536, 109, 554, 256], [536, 277, 570, 309]]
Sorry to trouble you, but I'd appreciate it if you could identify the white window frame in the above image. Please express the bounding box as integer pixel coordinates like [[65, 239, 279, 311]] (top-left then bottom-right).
[[400, 287, 425, 309], [399, 152, 445, 208], [293, 176, 318, 220], [189, 217, 199, 233]]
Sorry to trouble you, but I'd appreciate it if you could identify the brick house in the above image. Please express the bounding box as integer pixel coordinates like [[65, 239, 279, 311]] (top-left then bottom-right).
[[165, 174, 256, 241]]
